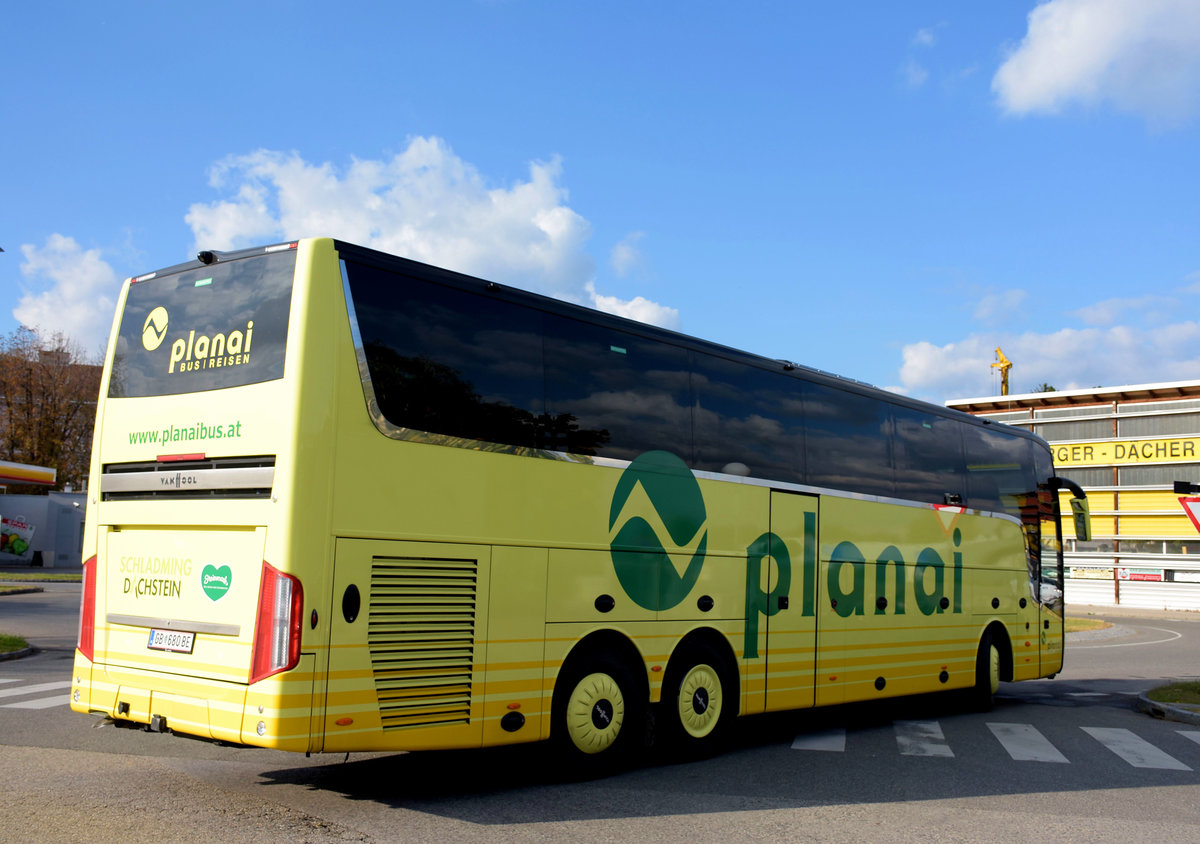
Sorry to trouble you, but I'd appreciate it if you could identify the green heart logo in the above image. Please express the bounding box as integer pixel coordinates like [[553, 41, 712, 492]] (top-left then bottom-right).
[[201, 564, 232, 601]]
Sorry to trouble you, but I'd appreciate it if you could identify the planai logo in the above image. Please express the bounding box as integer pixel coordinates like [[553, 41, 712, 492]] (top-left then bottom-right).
[[608, 451, 708, 611], [142, 307, 169, 351]]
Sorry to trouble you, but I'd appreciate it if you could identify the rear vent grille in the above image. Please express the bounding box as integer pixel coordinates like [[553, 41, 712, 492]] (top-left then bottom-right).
[[368, 557, 478, 731], [101, 456, 275, 501]]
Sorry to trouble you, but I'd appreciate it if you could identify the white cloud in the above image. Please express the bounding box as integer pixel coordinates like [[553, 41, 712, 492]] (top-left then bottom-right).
[[913, 28, 937, 48], [610, 231, 646, 278], [14, 234, 119, 355], [898, 321, 1200, 401], [903, 60, 930, 89], [993, 0, 1200, 124], [186, 138, 677, 326], [1071, 293, 1176, 326], [974, 289, 1028, 322], [588, 283, 680, 330]]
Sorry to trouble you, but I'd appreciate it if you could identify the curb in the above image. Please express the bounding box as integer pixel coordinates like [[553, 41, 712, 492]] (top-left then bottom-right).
[[1136, 693, 1200, 726], [0, 647, 35, 662]]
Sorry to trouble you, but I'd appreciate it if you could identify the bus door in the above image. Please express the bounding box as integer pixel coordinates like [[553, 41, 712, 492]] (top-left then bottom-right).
[[1038, 488, 1067, 675], [758, 490, 819, 713]]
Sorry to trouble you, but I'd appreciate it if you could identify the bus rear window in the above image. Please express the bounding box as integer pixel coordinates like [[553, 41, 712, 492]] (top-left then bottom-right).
[[108, 251, 295, 397]]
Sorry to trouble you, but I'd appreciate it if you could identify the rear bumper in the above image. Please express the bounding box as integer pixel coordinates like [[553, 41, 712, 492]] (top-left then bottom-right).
[[69, 649, 315, 752]]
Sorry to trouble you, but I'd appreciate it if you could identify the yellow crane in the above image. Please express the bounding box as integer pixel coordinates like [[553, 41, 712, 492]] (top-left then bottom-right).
[[991, 347, 1012, 396]]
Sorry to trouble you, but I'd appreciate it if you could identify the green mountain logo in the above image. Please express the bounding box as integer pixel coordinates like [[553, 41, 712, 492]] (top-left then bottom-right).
[[608, 451, 708, 611]]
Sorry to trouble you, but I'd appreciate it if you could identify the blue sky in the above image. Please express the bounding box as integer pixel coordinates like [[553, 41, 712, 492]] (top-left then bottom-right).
[[3, 0, 1199, 403]]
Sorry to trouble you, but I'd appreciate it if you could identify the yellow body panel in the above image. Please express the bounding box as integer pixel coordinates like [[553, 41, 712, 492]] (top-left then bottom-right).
[[1120, 514, 1197, 537], [1119, 490, 1188, 511]]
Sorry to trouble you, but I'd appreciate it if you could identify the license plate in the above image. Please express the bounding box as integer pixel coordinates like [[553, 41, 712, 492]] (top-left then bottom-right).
[[147, 629, 195, 654]]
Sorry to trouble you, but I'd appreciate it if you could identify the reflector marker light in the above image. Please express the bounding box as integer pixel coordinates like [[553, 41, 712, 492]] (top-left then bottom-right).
[[157, 453, 206, 463]]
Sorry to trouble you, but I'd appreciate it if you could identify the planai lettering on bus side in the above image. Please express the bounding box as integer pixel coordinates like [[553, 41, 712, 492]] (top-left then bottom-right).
[[610, 451, 966, 661]]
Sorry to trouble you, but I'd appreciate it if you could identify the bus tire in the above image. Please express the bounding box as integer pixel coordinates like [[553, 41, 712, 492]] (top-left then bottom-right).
[[969, 631, 1001, 711], [552, 651, 645, 772], [661, 642, 733, 757]]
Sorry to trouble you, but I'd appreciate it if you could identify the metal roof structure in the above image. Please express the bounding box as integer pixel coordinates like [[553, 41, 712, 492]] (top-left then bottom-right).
[[946, 379, 1200, 414]]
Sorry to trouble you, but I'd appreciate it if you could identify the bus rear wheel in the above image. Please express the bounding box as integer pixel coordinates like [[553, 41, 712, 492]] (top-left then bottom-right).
[[553, 653, 645, 772], [661, 643, 733, 757]]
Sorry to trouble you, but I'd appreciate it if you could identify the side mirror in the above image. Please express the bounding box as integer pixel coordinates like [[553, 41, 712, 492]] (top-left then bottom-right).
[[1050, 476, 1092, 543], [1069, 496, 1091, 542]]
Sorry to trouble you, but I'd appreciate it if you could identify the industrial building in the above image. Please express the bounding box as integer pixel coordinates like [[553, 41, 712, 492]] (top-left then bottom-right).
[[947, 380, 1200, 610]]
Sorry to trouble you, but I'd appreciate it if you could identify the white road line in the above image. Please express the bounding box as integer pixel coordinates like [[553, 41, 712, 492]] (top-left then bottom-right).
[[1082, 727, 1192, 771], [1179, 731, 1200, 748], [1067, 692, 1110, 697], [1071, 627, 1183, 649], [895, 720, 954, 757], [0, 678, 21, 685], [0, 681, 71, 699], [791, 729, 846, 752], [988, 723, 1069, 763], [2, 695, 68, 710]]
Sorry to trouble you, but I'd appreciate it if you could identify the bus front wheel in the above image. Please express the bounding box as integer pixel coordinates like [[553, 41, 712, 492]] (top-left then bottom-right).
[[969, 631, 1001, 711]]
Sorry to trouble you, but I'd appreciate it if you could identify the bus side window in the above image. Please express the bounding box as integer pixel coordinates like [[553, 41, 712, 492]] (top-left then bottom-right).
[[892, 408, 965, 506], [803, 381, 894, 499], [691, 352, 804, 483], [962, 425, 1037, 518], [345, 261, 545, 448], [542, 315, 691, 462]]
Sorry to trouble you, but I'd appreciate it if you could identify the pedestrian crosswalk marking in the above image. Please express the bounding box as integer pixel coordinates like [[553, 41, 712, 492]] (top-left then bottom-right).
[[894, 720, 954, 757], [988, 722, 1069, 763], [3, 694, 69, 710], [1178, 731, 1200, 749], [1083, 726, 1192, 771], [0, 679, 71, 710], [0, 680, 70, 699], [789, 720, 1200, 772], [791, 729, 846, 752]]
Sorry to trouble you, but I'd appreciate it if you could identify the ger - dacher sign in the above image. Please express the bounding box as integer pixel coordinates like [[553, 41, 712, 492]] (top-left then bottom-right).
[[1052, 437, 1199, 467]]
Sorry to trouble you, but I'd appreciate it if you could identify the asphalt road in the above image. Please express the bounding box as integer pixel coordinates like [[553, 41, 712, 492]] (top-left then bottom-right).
[[3, 585, 1200, 843]]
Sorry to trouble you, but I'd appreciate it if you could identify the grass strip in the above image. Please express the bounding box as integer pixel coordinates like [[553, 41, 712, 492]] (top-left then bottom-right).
[[0, 572, 81, 582], [1147, 681, 1200, 706], [1064, 616, 1112, 634], [0, 633, 29, 654]]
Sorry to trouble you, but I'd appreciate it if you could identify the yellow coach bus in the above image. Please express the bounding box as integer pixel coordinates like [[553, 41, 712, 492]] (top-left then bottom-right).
[[71, 237, 1090, 767]]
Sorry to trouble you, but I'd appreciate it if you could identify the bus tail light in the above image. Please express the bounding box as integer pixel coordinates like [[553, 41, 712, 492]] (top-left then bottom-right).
[[249, 562, 303, 684], [77, 555, 97, 662]]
